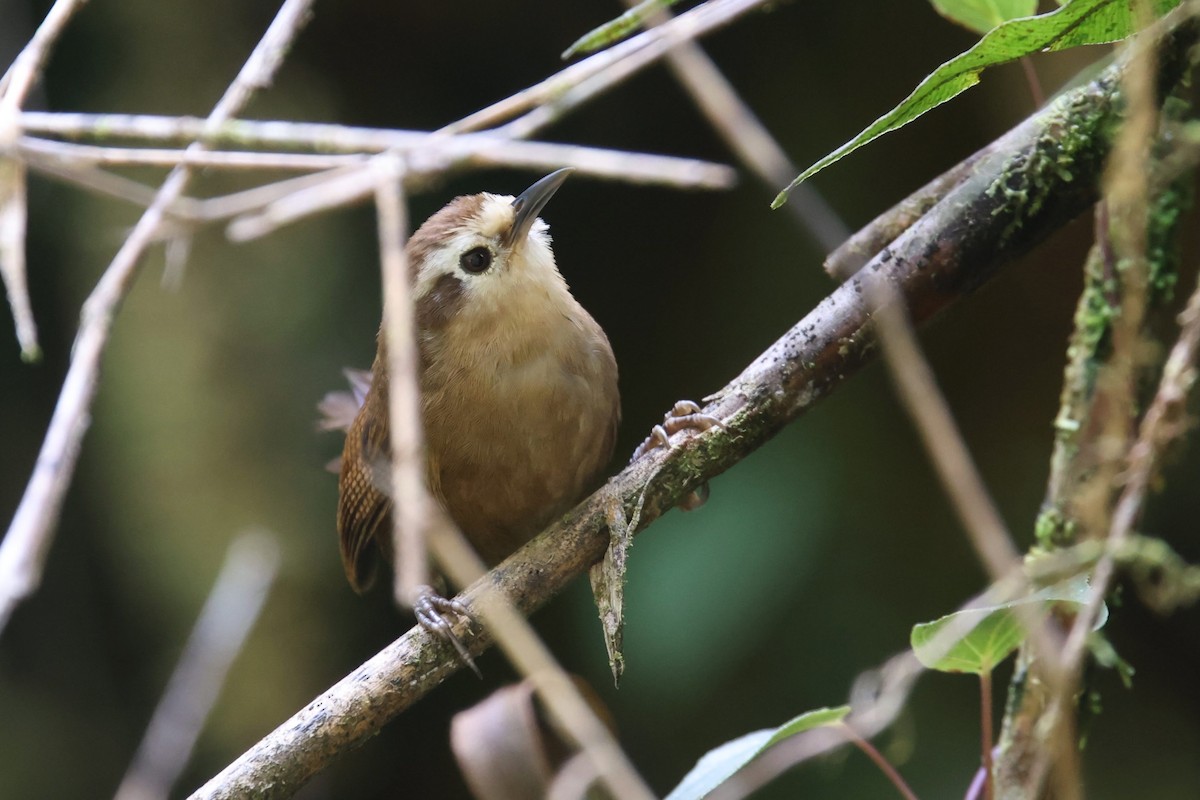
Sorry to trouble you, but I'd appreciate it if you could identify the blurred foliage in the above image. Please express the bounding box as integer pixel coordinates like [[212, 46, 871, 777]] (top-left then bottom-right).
[[910, 576, 1102, 674], [665, 706, 851, 800], [1, 0, 1198, 798]]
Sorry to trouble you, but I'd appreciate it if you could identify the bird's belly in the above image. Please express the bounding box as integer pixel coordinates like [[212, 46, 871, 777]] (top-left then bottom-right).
[[423, 361, 615, 564]]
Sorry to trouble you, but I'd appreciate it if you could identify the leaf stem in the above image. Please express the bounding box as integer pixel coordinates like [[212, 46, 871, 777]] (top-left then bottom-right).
[[1019, 56, 1045, 108], [840, 723, 920, 800], [980, 670, 995, 800]]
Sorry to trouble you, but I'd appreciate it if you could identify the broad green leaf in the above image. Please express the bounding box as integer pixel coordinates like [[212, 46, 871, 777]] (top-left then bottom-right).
[[774, 0, 1183, 208], [911, 576, 1107, 674], [932, 0, 1039, 35], [664, 706, 851, 800], [562, 0, 684, 60], [762, 706, 853, 749]]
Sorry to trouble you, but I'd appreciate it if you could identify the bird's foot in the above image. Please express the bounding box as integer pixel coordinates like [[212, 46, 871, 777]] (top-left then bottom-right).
[[414, 585, 481, 678], [631, 400, 724, 460], [631, 400, 724, 509]]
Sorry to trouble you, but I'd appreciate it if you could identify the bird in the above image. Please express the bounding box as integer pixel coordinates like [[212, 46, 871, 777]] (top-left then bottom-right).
[[336, 169, 621, 637]]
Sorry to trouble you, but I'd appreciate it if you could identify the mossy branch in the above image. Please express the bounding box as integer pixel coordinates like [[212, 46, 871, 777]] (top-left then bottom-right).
[[996, 10, 1200, 799]]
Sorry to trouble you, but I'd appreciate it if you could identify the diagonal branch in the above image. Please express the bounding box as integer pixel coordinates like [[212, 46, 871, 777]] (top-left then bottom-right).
[[184, 25, 1196, 796]]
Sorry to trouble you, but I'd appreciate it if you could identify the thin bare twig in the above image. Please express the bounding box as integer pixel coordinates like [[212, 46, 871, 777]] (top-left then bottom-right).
[[17, 115, 736, 194], [0, 0, 89, 114], [19, 137, 369, 171], [872, 293, 1023, 581], [186, 167, 356, 223], [372, 159, 430, 608], [620, 0, 850, 252], [1057, 258, 1200, 691], [0, 0, 314, 638], [441, 0, 768, 135], [223, 141, 733, 242], [492, 0, 765, 140], [18, 150, 192, 211], [0, 161, 32, 358], [0, 0, 89, 360], [113, 531, 281, 800]]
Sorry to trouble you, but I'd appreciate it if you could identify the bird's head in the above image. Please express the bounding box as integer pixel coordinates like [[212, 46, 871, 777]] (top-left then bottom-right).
[[408, 169, 576, 335]]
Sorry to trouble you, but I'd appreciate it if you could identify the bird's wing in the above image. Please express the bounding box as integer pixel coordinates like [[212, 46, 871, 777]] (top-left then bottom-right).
[[337, 408, 392, 593]]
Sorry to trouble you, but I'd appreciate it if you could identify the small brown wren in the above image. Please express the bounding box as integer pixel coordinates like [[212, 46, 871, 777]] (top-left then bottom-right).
[[337, 170, 620, 609]]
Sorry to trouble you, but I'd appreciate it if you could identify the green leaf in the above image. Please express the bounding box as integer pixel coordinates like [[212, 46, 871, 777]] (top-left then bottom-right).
[[562, 0, 684, 60], [931, 0, 1039, 35], [911, 576, 1107, 674], [773, 0, 1182, 208], [762, 706, 853, 749], [664, 706, 851, 800]]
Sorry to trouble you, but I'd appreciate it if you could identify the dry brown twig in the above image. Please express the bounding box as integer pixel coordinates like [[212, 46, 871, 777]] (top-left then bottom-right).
[[615, 0, 850, 251]]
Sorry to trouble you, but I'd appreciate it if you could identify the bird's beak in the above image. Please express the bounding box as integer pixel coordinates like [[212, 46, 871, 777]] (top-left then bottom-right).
[[504, 168, 573, 249]]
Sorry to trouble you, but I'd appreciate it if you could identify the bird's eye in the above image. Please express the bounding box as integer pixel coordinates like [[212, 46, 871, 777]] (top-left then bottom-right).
[[459, 246, 493, 274]]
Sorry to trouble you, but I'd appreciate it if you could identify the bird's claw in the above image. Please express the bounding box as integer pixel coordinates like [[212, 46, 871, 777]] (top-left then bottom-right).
[[631, 400, 724, 461], [414, 585, 481, 678], [631, 400, 724, 510]]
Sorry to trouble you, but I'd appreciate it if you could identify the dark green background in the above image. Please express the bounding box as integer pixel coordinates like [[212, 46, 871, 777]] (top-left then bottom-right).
[[2, 1, 1198, 798]]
